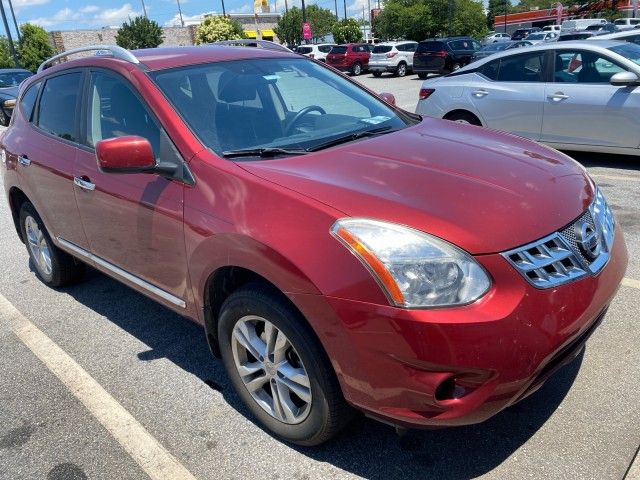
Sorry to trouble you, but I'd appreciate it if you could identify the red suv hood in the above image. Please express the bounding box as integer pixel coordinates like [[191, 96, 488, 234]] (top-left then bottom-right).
[[240, 119, 594, 254]]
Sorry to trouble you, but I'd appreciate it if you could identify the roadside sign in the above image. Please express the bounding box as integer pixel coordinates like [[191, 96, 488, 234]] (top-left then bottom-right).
[[303, 22, 312, 40]]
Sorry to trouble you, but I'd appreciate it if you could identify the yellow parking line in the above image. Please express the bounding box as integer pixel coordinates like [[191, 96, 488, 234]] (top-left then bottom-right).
[[0, 293, 197, 480], [591, 173, 640, 183], [622, 277, 640, 291]]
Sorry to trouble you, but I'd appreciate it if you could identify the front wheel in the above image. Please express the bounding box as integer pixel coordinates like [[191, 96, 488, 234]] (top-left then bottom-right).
[[19, 202, 84, 287], [218, 284, 353, 446]]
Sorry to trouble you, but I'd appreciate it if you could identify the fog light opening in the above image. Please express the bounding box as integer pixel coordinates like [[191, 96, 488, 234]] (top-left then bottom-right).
[[435, 376, 468, 401]]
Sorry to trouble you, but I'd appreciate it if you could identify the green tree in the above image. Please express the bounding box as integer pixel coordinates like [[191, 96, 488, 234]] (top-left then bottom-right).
[[17, 24, 54, 72], [274, 7, 304, 45], [0, 37, 14, 69], [116, 16, 164, 49], [373, 0, 488, 41], [195, 15, 245, 44], [306, 5, 338, 42], [332, 18, 363, 44]]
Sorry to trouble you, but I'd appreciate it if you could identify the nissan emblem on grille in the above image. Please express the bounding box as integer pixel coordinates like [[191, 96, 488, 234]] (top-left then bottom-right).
[[575, 221, 601, 260]]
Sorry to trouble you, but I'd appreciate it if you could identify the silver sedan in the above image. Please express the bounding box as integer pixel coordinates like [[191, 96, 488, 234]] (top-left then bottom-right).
[[415, 40, 640, 156]]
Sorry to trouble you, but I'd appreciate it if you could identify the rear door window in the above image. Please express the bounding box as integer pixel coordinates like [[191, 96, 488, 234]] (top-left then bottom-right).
[[19, 81, 40, 122], [37, 72, 82, 142], [496, 53, 545, 82]]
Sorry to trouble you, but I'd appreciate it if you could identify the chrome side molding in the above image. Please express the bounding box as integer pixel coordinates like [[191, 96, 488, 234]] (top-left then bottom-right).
[[57, 237, 187, 309]]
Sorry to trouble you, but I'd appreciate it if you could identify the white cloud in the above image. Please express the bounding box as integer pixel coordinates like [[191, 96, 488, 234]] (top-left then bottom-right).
[[230, 4, 253, 14], [164, 10, 217, 26], [28, 3, 141, 28], [94, 3, 140, 24], [12, 0, 49, 8], [79, 5, 100, 14]]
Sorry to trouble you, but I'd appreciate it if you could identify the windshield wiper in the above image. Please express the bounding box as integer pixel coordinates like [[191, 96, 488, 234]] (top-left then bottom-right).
[[308, 126, 398, 152], [222, 147, 310, 158]]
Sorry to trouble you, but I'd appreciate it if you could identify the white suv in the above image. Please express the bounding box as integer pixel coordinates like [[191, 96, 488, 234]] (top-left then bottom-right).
[[481, 32, 511, 46], [368, 41, 418, 77], [296, 43, 336, 62]]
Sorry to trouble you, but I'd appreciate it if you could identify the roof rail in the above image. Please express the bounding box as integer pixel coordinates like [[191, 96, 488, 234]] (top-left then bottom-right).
[[37, 45, 140, 73]]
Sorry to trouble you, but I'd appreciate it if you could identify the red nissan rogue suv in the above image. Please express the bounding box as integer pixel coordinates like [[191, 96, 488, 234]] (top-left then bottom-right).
[[1, 45, 627, 446]]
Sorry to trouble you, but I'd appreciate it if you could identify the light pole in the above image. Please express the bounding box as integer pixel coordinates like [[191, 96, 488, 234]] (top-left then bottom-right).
[[140, 0, 147, 18], [221, 0, 226, 16], [176, 0, 184, 26], [302, 0, 308, 44], [504, 0, 508, 33], [448, 0, 453, 36], [343, 0, 347, 19], [0, 1, 18, 66], [7, 0, 20, 42]]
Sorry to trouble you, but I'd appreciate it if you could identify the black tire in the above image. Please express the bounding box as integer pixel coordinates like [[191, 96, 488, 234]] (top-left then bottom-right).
[[418, 72, 427, 79], [395, 62, 407, 77], [451, 62, 462, 72], [218, 283, 353, 446], [372, 71, 382, 77], [0, 108, 9, 127], [351, 62, 362, 76], [445, 111, 481, 126], [19, 202, 84, 287]]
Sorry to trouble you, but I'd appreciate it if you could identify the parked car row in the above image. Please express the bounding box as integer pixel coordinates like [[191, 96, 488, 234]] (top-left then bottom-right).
[[416, 39, 640, 156]]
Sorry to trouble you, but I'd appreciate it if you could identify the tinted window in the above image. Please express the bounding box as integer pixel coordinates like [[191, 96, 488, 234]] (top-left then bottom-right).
[[319, 45, 333, 52], [496, 53, 544, 82], [0, 71, 31, 88], [480, 59, 500, 80], [87, 72, 160, 156], [19, 82, 40, 121], [38, 73, 81, 142], [609, 42, 640, 63], [330, 46, 347, 54], [373, 45, 392, 53], [418, 41, 445, 52], [297, 46, 313, 54]]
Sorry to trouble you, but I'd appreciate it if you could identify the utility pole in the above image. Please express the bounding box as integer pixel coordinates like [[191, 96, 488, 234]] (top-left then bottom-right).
[[221, 0, 226, 16], [0, 1, 18, 67], [367, 0, 371, 41], [334, 0, 338, 19], [176, 0, 184, 26], [140, 0, 147, 18], [343, 0, 347, 19], [284, 0, 289, 13], [7, 0, 20, 42]]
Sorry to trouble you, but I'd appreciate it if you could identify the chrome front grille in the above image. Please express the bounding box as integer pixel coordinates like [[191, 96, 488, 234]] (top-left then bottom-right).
[[503, 187, 615, 289]]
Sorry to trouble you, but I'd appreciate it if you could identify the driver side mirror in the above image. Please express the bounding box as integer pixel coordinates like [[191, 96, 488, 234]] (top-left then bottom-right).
[[379, 92, 396, 106], [96, 136, 156, 174], [610, 71, 640, 87]]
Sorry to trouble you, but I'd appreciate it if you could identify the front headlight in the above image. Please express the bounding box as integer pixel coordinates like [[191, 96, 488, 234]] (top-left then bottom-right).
[[3, 99, 15, 108], [331, 218, 491, 308]]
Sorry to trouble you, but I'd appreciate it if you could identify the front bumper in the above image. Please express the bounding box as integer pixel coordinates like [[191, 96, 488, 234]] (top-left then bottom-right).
[[290, 225, 627, 428]]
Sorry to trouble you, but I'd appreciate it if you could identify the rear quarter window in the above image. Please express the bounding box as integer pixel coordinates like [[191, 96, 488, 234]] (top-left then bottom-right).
[[330, 46, 347, 54]]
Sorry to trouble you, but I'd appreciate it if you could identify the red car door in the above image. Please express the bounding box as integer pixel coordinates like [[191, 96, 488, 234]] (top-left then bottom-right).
[[6, 72, 90, 250], [73, 69, 191, 311]]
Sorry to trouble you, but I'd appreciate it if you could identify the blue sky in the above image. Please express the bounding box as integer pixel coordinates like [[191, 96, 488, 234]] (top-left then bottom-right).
[[3, 0, 375, 32]]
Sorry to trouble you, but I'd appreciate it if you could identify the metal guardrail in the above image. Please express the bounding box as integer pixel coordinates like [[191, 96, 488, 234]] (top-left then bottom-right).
[[37, 45, 139, 73]]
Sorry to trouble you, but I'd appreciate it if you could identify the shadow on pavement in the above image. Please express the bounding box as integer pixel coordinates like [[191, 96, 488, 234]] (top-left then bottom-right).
[[63, 268, 583, 480], [565, 151, 640, 171]]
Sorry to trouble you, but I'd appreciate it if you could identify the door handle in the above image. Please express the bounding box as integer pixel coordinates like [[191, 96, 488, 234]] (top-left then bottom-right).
[[73, 176, 95, 191], [18, 155, 30, 166], [547, 92, 569, 101], [472, 89, 489, 97]]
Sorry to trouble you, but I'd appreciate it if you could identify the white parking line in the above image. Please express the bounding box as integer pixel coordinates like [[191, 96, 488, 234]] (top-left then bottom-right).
[[622, 277, 640, 291], [591, 173, 640, 183], [0, 293, 197, 480]]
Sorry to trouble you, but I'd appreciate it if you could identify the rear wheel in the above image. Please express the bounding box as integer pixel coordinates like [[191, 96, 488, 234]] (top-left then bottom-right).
[[372, 71, 382, 77], [218, 284, 353, 446], [445, 111, 481, 126], [418, 72, 428, 79], [0, 109, 9, 127], [396, 62, 407, 77], [451, 62, 462, 72], [19, 202, 84, 287], [351, 62, 362, 76]]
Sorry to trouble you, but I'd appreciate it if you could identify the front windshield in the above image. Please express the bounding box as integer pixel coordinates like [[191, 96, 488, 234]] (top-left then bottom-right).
[[609, 43, 640, 66], [0, 71, 31, 88], [152, 58, 410, 157]]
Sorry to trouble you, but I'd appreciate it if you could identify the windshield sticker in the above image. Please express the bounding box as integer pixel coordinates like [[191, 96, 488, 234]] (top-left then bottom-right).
[[360, 116, 391, 125]]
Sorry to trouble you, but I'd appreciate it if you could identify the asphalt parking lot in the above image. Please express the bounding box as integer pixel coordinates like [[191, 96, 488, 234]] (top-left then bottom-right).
[[0, 71, 639, 480]]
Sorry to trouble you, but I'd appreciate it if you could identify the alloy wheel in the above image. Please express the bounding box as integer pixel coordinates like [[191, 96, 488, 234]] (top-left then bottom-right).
[[25, 215, 52, 276], [231, 315, 312, 424], [397, 63, 406, 77]]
